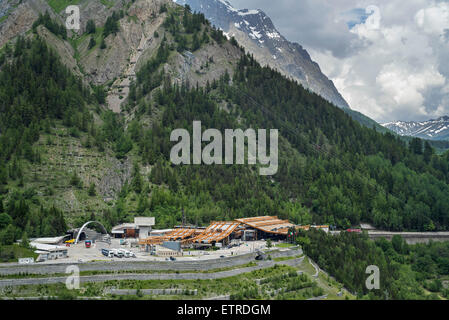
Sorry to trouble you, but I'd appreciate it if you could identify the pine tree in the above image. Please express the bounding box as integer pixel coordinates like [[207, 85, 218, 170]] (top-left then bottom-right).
[[424, 141, 433, 163], [88, 37, 96, 50], [88, 183, 96, 196], [70, 171, 82, 188], [86, 19, 96, 34], [131, 163, 143, 194], [192, 32, 200, 51], [21, 231, 30, 248]]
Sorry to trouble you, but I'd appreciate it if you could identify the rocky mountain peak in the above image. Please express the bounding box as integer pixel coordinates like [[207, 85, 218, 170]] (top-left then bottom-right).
[[174, 0, 351, 110], [383, 116, 449, 141]]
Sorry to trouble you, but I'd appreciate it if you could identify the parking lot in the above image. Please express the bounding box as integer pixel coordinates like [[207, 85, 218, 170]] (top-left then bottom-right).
[[56, 239, 271, 264]]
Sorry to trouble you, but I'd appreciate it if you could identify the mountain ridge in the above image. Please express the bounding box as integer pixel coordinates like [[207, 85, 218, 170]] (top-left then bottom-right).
[[383, 116, 449, 141], [1, 0, 449, 237], [173, 0, 351, 110]]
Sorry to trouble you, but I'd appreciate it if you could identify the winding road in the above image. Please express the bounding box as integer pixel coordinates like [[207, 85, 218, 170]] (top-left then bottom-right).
[[0, 248, 303, 287], [0, 257, 304, 287]]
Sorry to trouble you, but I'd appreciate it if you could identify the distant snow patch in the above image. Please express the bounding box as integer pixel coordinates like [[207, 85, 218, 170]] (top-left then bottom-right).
[[238, 9, 259, 16]]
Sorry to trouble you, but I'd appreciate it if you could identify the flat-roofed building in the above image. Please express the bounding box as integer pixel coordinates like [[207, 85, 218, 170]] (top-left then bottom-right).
[[30, 236, 66, 245], [311, 225, 329, 233], [30, 242, 68, 262], [111, 217, 155, 239], [360, 223, 376, 231], [154, 245, 182, 257], [111, 223, 138, 238]]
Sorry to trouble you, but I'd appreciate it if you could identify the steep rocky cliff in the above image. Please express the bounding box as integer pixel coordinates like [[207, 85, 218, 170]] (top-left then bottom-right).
[[174, 0, 350, 110]]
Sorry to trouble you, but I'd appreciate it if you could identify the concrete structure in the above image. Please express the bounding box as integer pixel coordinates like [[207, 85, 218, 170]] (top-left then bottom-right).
[[74, 221, 108, 244], [134, 217, 155, 239], [154, 245, 182, 257], [242, 229, 256, 241], [30, 236, 66, 245], [360, 223, 376, 231], [30, 243, 68, 262], [111, 217, 155, 239], [296, 225, 329, 233], [329, 230, 449, 244], [311, 225, 329, 233], [111, 223, 138, 238], [367, 231, 449, 244], [161, 241, 182, 252]]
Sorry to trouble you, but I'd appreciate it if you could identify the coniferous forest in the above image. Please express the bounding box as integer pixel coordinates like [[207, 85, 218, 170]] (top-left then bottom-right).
[[0, 1, 449, 300], [1, 5, 449, 244]]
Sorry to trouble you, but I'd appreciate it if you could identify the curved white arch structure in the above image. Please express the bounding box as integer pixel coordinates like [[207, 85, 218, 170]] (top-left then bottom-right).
[[74, 221, 108, 244]]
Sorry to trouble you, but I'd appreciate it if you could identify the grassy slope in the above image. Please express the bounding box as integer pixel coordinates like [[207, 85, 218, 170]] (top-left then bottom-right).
[[46, 0, 82, 13]]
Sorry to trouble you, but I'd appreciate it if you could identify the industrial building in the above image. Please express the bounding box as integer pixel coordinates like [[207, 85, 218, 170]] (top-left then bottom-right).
[[30, 236, 67, 245], [30, 242, 68, 262], [152, 245, 182, 257], [111, 217, 155, 239], [235, 216, 295, 240], [138, 216, 311, 250], [296, 225, 330, 233]]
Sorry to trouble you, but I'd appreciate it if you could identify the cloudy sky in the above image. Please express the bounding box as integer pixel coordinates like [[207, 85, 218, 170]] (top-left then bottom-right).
[[229, 0, 449, 123]]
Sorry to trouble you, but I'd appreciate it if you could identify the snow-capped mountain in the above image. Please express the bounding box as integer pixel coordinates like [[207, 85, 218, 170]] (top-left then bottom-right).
[[174, 0, 350, 110], [383, 116, 449, 141]]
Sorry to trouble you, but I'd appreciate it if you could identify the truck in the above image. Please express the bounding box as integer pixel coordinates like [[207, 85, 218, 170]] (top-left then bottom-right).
[[101, 248, 114, 258], [112, 249, 123, 258], [118, 249, 128, 258], [122, 250, 136, 258], [85, 240, 92, 248]]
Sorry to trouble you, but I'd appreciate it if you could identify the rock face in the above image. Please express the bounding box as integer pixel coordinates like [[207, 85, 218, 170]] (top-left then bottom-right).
[[0, 0, 40, 47], [36, 25, 84, 78], [174, 0, 350, 110], [383, 116, 449, 141]]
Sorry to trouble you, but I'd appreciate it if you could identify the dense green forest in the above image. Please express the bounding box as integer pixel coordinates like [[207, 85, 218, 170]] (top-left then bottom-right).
[[120, 7, 449, 233], [0, 35, 95, 243], [0, 1, 449, 301], [301, 229, 449, 299], [2, 3, 449, 250]]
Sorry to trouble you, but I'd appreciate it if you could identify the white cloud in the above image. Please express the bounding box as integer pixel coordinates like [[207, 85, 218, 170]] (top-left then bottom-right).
[[377, 63, 445, 116], [229, 0, 449, 123], [415, 2, 449, 36]]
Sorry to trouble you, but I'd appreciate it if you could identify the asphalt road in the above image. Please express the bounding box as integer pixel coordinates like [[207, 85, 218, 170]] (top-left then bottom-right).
[[0, 247, 302, 276], [0, 257, 304, 287]]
